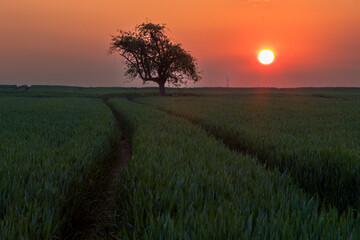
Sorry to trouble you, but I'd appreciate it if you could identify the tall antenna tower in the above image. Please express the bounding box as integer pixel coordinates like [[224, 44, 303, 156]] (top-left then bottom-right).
[[226, 70, 230, 88]]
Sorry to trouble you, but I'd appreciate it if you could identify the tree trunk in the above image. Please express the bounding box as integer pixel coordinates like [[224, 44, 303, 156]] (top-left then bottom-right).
[[158, 81, 166, 96]]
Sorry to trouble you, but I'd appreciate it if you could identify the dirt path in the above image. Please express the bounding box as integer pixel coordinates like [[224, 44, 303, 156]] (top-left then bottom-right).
[[77, 100, 131, 239], [102, 100, 131, 212]]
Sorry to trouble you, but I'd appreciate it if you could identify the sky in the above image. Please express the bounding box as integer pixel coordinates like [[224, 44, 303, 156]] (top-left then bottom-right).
[[0, 0, 359, 88]]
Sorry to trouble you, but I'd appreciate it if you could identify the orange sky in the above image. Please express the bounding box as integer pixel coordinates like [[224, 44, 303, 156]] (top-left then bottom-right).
[[0, 0, 359, 87]]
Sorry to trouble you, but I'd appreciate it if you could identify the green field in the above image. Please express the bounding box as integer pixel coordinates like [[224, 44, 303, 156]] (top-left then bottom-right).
[[0, 97, 118, 238], [136, 92, 360, 211], [1, 86, 360, 239]]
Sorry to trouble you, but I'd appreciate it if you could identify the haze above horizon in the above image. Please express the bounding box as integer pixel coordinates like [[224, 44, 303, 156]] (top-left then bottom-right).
[[0, 0, 359, 87]]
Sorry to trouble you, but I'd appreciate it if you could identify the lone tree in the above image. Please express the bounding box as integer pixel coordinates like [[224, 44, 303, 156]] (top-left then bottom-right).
[[109, 22, 201, 96]]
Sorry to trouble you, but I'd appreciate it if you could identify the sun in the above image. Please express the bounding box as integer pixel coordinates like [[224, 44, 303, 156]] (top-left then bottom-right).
[[258, 49, 275, 65]]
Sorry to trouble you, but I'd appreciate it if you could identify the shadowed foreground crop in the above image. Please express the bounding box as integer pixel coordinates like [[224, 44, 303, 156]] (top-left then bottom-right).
[[0, 86, 359, 239]]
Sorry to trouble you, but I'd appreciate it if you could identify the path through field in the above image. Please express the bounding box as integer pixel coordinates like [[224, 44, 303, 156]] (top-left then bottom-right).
[[135, 95, 360, 213], [77, 100, 131, 239]]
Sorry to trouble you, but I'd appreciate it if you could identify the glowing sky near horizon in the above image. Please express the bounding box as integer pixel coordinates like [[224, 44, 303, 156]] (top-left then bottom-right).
[[0, 0, 359, 87]]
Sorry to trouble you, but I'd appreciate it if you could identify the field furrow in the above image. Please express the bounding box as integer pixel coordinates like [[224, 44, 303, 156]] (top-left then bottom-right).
[[135, 95, 360, 212], [109, 97, 360, 239], [0, 97, 118, 239]]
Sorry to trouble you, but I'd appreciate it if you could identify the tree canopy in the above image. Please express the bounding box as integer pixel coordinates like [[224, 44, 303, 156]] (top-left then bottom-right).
[[109, 22, 201, 96]]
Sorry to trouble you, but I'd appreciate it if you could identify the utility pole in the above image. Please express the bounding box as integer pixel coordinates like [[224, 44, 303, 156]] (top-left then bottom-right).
[[227, 70, 230, 88]]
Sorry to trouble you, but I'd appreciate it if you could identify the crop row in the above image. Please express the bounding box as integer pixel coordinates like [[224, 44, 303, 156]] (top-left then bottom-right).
[[0, 97, 118, 239], [136, 95, 360, 212], [109, 98, 360, 239]]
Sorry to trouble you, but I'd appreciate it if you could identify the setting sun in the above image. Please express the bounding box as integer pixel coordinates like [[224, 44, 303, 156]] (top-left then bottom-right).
[[258, 49, 275, 65]]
